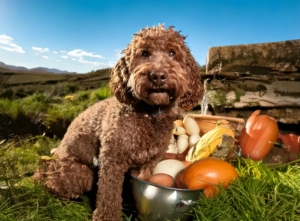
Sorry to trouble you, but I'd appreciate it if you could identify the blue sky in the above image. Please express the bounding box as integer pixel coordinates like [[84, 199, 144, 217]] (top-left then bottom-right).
[[0, 0, 299, 73]]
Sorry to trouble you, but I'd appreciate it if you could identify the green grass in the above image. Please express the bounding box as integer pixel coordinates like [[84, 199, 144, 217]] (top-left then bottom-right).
[[1, 135, 300, 220], [45, 87, 111, 124], [0, 86, 112, 137], [193, 159, 300, 221], [1, 83, 300, 220], [0, 136, 134, 221]]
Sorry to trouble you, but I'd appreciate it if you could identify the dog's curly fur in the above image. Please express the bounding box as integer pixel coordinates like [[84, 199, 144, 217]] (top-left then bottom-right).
[[33, 25, 202, 221]]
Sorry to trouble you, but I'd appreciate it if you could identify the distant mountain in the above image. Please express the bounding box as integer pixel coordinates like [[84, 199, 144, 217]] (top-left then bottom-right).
[[0, 61, 76, 74]]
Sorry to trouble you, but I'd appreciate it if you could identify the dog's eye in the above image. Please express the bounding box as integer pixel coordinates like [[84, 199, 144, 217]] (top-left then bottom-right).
[[169, 50, 176, 57], [141, 50, 150, 58]]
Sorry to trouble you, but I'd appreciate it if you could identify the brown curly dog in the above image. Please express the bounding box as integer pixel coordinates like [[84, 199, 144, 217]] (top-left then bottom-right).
[[33, 24, 202, 221]]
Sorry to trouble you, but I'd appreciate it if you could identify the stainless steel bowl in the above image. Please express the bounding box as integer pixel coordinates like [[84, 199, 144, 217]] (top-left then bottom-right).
[[131, 175, 203, 221]]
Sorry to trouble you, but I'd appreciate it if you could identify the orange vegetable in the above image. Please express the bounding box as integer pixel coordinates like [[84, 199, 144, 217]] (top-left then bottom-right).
[[239, 110, 279, 161], [278, 133, 300, 153], [180, 157, 238, 198], [175, 170, 185, 189]]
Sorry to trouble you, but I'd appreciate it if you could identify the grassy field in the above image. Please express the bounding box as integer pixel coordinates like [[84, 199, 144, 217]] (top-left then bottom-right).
[[1, 69, 300, 220], [0, 68, 110, 99], [1, 135, 299, 220]]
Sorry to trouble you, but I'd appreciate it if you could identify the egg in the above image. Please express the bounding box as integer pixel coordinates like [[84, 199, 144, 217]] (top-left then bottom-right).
[[173, 126, 186, 135], [174, 119, 183, 127], [189, 133, 201, 147], [166, 143, 177, 153], [148, 173, 176, 188], [169, 135, 175, 144], [177, 135, 189, 154], [183, 116, 200, 135], [153, 159, 186, 179]]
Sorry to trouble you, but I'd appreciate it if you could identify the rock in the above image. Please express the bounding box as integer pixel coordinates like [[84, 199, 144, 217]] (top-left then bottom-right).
[[203, 39, 300, 125], [206, 39, 300, 73]]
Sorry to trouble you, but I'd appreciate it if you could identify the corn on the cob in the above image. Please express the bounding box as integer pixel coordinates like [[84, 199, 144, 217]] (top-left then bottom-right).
[[186, 125, 235, 161]]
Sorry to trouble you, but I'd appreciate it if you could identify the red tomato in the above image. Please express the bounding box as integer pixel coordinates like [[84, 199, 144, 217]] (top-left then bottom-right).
[[278, 133, 300, 153], [239, 110, 279, 161]]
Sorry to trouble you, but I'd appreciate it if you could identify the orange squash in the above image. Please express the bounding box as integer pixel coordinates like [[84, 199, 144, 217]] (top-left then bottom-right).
[[175, 170, 186, 189], [180, 157, 238, 198], [239, 110, 279, 161]]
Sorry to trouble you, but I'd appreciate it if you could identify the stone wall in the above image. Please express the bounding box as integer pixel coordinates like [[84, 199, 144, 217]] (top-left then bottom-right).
[[202, 39, 300, 124]]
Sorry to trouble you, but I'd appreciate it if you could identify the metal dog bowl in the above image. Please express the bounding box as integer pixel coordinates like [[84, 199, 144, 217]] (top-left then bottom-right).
[[131, 175, 202, 221]]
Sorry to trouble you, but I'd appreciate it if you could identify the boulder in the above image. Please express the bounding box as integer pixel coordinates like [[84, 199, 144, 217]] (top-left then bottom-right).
[[203, 39, 300, 124]]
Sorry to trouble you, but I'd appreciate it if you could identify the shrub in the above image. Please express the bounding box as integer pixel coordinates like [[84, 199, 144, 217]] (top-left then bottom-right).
[[91, 86, 112, 102], [77, 91, 91, 101], [64, 83, 78, 94], [0, 99, 21, 119]]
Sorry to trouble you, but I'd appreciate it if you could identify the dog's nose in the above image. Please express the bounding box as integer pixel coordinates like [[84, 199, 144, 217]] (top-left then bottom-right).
[[150, 72, 168, 86]]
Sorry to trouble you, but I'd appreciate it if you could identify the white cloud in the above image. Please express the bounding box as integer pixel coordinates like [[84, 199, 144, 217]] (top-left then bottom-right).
[[77, 57, 102, 66], [66, 49, 107, 68], [68, 49, 104, 59], [0, 34, 13, 44], [61, 55, 68, 59], [53, 51, 58, 54], [60, 50, 66, 53], [32, 46, 49, 53], [56, 60, 60, 62], [42, 56, 49, 59], [0, 34, 25, 53]]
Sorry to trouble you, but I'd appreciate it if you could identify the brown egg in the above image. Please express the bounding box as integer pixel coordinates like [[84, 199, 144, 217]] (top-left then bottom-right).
[[174, 119, 183, 127], [148, 173, 176, 188]]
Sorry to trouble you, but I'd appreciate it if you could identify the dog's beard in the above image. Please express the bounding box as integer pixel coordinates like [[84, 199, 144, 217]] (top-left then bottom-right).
[[132, 88, 173, 106], [128, 66, 187, 106], [147, 92, 171, 106]]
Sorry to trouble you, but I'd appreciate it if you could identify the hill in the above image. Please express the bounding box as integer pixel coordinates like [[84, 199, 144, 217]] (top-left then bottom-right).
[[0, 60, 205, 99], [0, 61, 75, 74], [0, 67, 111, 98]]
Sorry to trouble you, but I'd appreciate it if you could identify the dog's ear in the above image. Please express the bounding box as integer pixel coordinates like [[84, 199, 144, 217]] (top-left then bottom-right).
[[109, 57, 139, 105], [178, 52, 203, 110]]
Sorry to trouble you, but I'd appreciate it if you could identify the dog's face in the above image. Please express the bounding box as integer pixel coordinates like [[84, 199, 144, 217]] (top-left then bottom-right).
[[110, 25, 202, 110]]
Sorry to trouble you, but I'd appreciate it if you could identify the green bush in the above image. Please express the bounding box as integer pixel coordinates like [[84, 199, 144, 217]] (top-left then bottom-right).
[[0, 85, 112, 125], [91, 86, 111, 102], [64, 83, 78, 94], [0, 99, 21, 119], [77, 91, 91, 101]]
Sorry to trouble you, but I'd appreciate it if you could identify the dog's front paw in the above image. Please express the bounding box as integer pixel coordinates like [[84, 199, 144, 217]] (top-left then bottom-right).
[[93, 208, 122, 221]]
